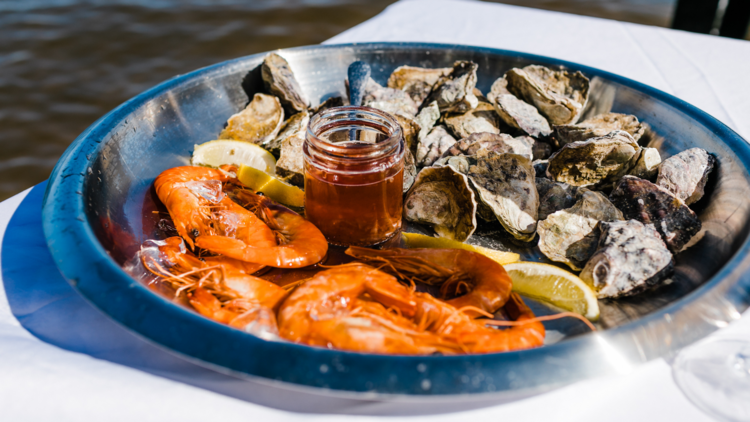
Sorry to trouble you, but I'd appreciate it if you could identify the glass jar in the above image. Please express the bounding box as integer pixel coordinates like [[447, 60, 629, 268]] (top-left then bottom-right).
[[304, 106, 404, 247]]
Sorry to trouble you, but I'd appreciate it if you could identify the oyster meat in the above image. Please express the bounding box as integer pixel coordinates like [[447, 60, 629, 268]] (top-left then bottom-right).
[[554, 113, 644, 147], [506, 65, 590, 126], [261, 53, 309, 114], [403, 148, 417, 193], [546, 130, 640, 187], [489, 77, 551, 138], [538, 189, 624, 270], [609, 176, 702, 253], [629, 147, 661, 180], [387, 65, 452, 105], [422, 61, 479, 114], [265, 110, 309, 158], [311, 96, 344, 115], [580, 220, 674, 299], [219, 93, 284, 145], [416, 125, 457, 167], [362, 77, 419, 118], [656, 147, 715, 205], [444, 101, 500, 139], [404, 165, 477, 241], [467, 151, 538, 241], [442, 132, 533, 161], [414, 101, 440, 142], [535, 177, 580, 220]]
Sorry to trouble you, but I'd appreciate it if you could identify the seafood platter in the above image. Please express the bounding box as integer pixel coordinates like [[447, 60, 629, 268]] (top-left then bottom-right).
[[42, 43, 750, 397]]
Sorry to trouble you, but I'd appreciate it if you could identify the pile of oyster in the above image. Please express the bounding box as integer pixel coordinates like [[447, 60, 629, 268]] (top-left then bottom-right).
[[221, 53, 716, 301]]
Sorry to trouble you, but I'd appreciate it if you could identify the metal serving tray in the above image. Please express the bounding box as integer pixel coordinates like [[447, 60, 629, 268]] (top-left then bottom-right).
[[42, 43, 750, 398]]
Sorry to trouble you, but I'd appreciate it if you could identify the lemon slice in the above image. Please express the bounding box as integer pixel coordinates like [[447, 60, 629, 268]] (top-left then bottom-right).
[[192, 140, 276, 174], [402, 232, 520, 265], [503, 262, 599, 321], [237, 164, 304, 208]]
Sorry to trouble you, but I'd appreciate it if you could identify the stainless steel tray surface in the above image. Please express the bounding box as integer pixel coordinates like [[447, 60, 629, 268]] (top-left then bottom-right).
[[42, 42, 750, 397]]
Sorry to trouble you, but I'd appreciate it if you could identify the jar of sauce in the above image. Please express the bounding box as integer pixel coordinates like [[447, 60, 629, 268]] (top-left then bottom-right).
[[304, 106, 404, 246]]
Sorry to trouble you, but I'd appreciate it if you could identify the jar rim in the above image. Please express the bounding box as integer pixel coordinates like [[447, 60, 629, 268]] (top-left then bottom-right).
[[306, 106, 403, 159]]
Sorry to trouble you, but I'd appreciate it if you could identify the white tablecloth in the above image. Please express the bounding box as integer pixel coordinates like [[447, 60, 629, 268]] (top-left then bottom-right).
[[2, 1, 750, 420]]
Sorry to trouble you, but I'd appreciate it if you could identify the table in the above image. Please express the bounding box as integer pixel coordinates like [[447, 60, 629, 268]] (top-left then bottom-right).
[[2, 1, 750, 420]]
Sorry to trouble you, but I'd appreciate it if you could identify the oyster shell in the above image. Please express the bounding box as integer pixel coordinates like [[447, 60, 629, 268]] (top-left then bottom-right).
[[416, 125, 457, 167], [434, 154, 473, 174], [387, 66, 452, 106], [554, 113, 644, 147], [311, 96, 344, 115], [362, 77, 419, 118], [261, 53, 309, 114], [394, 114, 421, 158], [656, 148, 715, 205], [537, 189, 624, 270], [414, 101, 440, 142], [580, 220, 674, 299], [629, 147, 661, 180], [422, 61, 479, 114], [546, 130, 640, 187], [403, 165, 477, 241], [443, 101, 500, 139], [505, 65, 590, 125], [219, 93, 284, 145], [467, 151, 538, 241], [265, 110, 309, 158], [535, 177, 580, 220], [403, 148, 417, 193], [442, 132, 533, 161], [609, 176, 702, 253], [489, 77, 552, 138], [532, 140, 552, 160], [274, 112, 310, 188]]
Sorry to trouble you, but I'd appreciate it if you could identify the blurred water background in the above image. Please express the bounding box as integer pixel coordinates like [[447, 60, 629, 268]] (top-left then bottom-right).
[[0, 0, 721, 201]]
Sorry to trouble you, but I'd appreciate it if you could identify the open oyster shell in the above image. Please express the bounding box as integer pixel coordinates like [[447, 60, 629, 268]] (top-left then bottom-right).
[[422, 61, 479, 114], [404, 165, 477, 241], [265, 110, 309, 158], [416, 125, 457, 167], [442, 132, 534, 161], [274, 111, 310, 188], [535, 177, 580, 220], [506, 65, 590, 126], [219, 93, 284, 145], [362, 77, 419, 118], [609, 176, 702, 253], [580, 220, 674, 299], [414, 101, 440, 142], [547, 130, 640, 187], [629, 147, 661, 180], [444, 101, 500, 139], [553, 113, 644, 147], [656, 147, 715, 205], [467, 151, 538, 241], [489, 77, 551, 138], [538, 189, 624, 270], [261, 53, 309, 114], [387, 66, 452, 106]]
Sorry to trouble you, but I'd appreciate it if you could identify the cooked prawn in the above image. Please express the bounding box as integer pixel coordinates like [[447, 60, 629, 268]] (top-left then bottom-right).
[[345, 246, 512, 318]]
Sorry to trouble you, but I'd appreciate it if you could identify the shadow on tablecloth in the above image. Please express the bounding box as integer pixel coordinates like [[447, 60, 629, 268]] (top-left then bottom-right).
[[1, 182, 533, 415]]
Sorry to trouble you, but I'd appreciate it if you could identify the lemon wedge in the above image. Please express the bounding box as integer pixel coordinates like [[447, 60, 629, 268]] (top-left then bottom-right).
[[503, 262, 599, 321], [402, 232, 520, 265], [192, 140, 276, 174], [237, 164, 304, 208]]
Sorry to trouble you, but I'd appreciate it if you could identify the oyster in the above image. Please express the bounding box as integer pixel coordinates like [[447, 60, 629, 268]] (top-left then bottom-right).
[[403, 165, 477, 241], [434, 154, 473, 174], [535, 178, 580, 220], [264, 110, 309, 158], [311, 96, 344, 115], [546, 130, 640, 187], [219, 93, 284, 145], [362, 77, 419, 118], [489, 77, 552, 138], [580, 220, 674, 299], [394, 114, 421, 158], [422, 61, 479, 114], [416, 125, 457, 167], [444, 101, 500, 139], [505, 65, 590, 125], [554, 113, 644, 147], [467, 151, 538, 241], [656, 148, 715, 205], [538, 189, 624, 270], [609, 176, 702, 253], [414, 101, 440, 142], [275, 113, 310, 188], [403, 149, 417, 193], [629, 147, 661, 180], [387, 66, 452, 105], [442, 132, 533, 161], [261, 53, 309, 114]]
